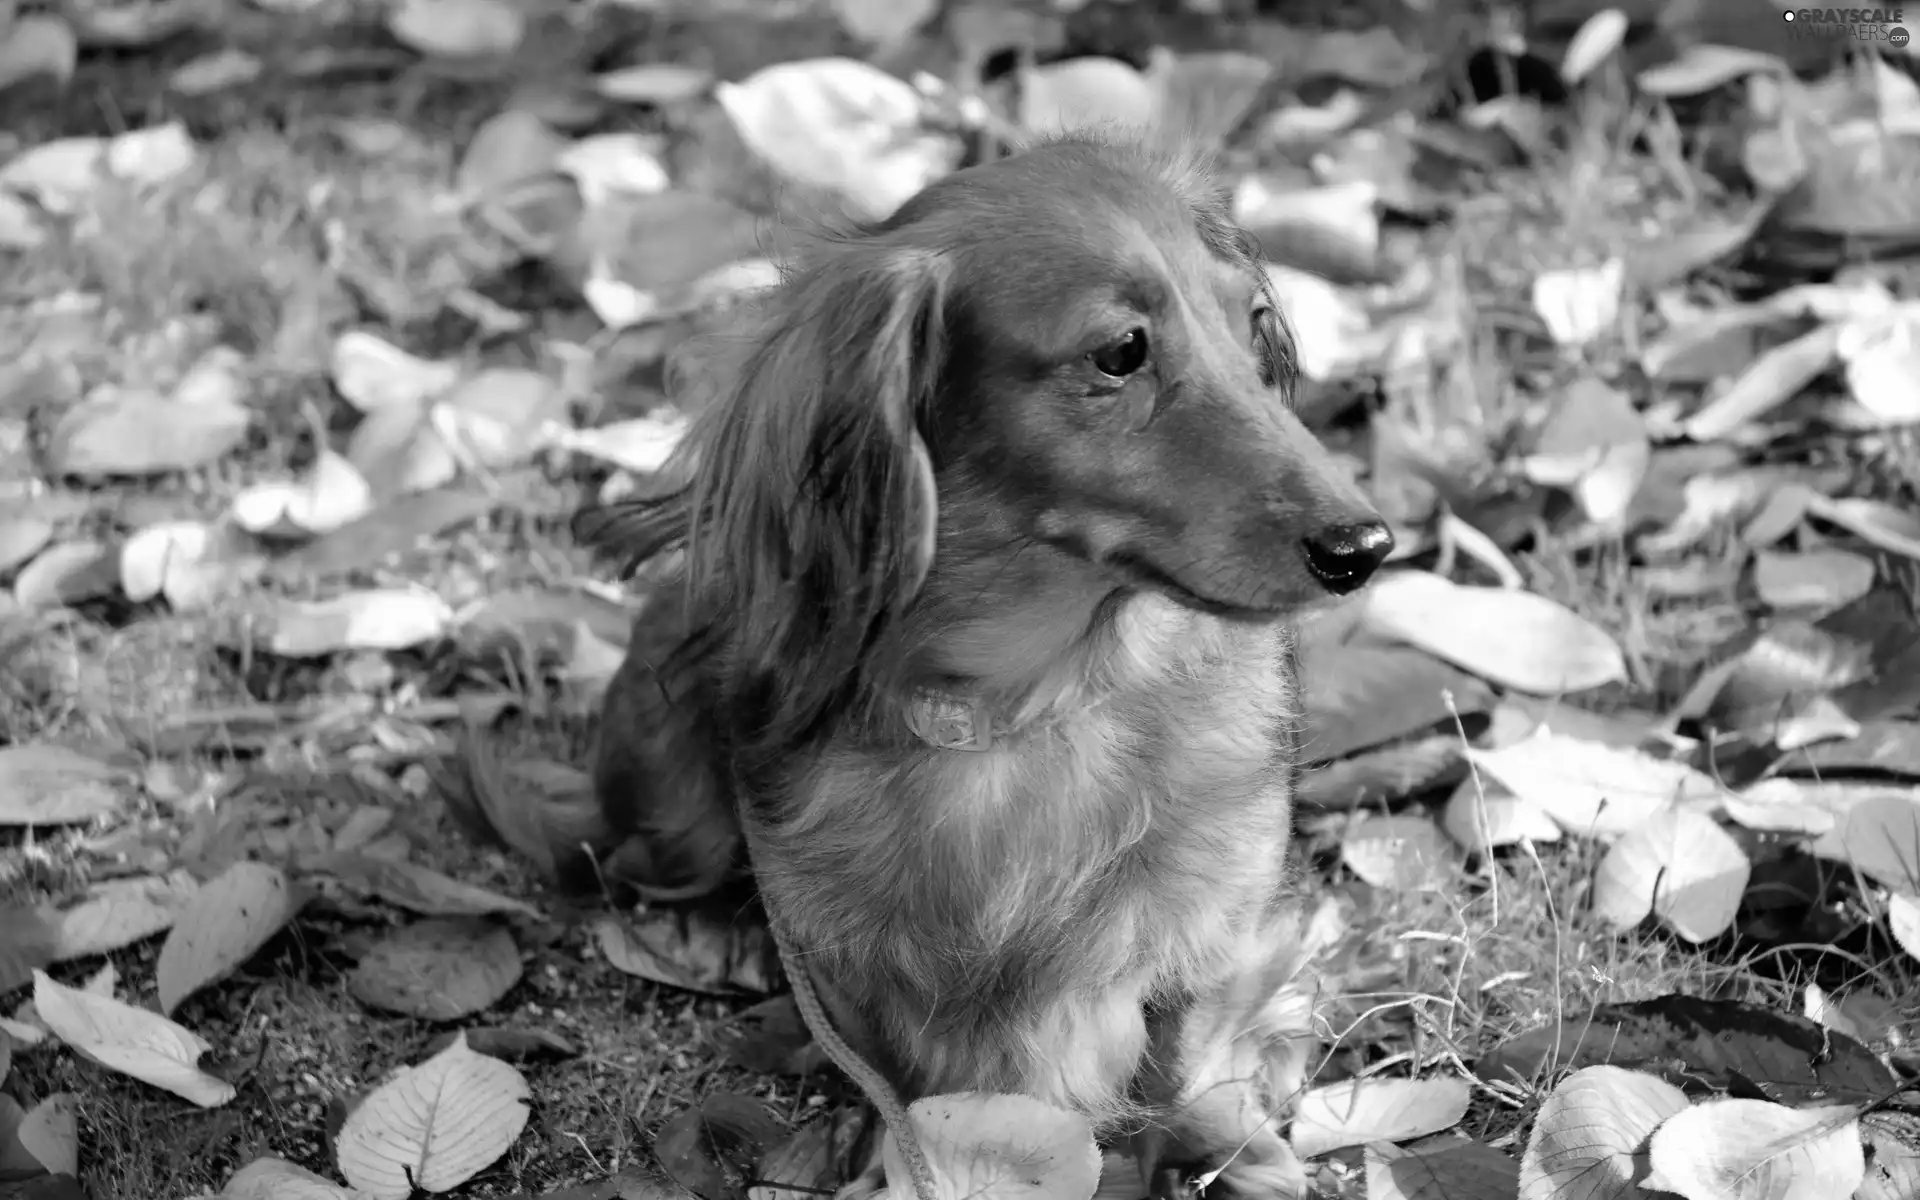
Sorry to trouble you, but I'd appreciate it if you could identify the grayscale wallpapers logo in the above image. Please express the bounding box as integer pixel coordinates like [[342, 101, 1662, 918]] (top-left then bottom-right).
[[1783, 7, 1910, 44]]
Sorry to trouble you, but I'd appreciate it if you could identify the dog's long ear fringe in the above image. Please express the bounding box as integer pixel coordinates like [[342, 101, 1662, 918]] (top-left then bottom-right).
[[661, 242, 950, 766]]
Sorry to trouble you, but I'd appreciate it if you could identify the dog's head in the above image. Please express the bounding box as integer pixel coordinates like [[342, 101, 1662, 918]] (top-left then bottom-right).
[[580, 134, 1391, 754]]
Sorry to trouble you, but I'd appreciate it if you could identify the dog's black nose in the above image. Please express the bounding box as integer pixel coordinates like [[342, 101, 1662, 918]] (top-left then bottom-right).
[[1301, 521, 1394, 594]]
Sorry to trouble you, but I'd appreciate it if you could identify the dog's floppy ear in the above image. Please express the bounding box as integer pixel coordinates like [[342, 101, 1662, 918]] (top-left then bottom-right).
[[685, 241, 949, 760]]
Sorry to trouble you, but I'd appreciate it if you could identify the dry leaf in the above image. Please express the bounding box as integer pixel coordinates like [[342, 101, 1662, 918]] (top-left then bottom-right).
[[1369, 1139, 1520, 1200], [304, 851, 539, 920], [1590, 807, 1751, 941], [1805, 495, 1920, 560], [266, 588, 455, 657], [168, 47, 262, 94], [330, 333, 459, 414], [334, 1032, 531, 1199], [595, 63, 713, 106], [10, 1093, 77, 1177], [1682, 324, 1841, 442], [1465, 732, 1719, 838], [716, 57, 958, 221], [0, 15, 78, 91], [456, 110, 565, 201], [889, 1093, 1101, 1200], [1753, 548, 1876, 611], [1358, 571, 1628, 694], [13, 539, 116, 610], [230, 448, 374, 539], [550, 413, 688, 474], [54, 870, 200, 961], [1442, 777, 1563, 851], [1561, 9, 1628, 83], [44, 384, 250, 478], [1340, 815, 1457, 891], [0, 743, 128, 826], [555, 133, 671, 207], [347, 917, 522, 1020], [31, 969, 235, 1106], [1636, 44, 1789, 96], [1519, 1065, 1688, 1200], [1837, 301, 1920, 423], [1019, 56, 1156, 138], [1291, 1077, 1472, 1159], [1531, 259, 1624, 348], [156, 861, 300, 1013], [386, 0, 523, 57], [222, 1157, 363, 1200], [106, 121, 197, 187], [1644, 1099, 1864, 1200]]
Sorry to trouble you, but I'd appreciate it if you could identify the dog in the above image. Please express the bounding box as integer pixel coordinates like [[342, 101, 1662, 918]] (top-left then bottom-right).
[[554, 133, 1393, 1198]]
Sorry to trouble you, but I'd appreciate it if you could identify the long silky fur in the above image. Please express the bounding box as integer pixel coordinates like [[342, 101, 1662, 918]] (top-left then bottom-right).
[[578, 132, 1327, 1181]]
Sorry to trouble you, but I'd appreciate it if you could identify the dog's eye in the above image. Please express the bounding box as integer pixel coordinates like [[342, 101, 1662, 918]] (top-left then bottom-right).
[[1089, 328, 1149, 378]]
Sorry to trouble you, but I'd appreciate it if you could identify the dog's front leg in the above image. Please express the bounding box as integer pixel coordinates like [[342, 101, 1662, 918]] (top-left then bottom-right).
[[1132, 926, 1317, 1200]]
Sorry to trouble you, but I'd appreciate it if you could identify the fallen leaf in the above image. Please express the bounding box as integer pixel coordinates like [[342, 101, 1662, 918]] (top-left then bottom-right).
[[1369, 1138, 1520, 1200], [1645, 1099, 1864, 1200], [1754, 548, 1877, 611], [44, 382, 250, 479], [221, 1157, 363, 1200], [1466, 732, 1719, 838], [1682, 325, 1841, 442], [1815, 792, 1920, 891], [1636, 44, 1788, 96], [0, 908, 57, 994], [594, 909, 778, 995], [421, 1026, 577, 1064], [1805, 495, 1920, 561], [156, 861, 300, 1013], [9, 1094, 77, 1178], [1359, 571, 1627, 694], [716, 57, 958, 221], [230, 448, 374, 539], [1441, 777, 1562, 851], [168, 47, 262, 94], [106, 121, 196, 189], [0, 137, 105, 215], [31, 970, 235, 1106], [1531, 259, 1624, 348], [431, 367, 563, 470], [549, 413, 689, 475], [304, 851, 539, 920], [13, 539, 116, 610], [1475, 993, 1893, 1105], [386, 0, 523, 57], [1590, 807, 1751, 941], [555, 133, 671, 207], [0, 743, 128, 826], [1340, 815, 1457, 891], [0, 16, 78, 91], [657, 1093, 785, 1200], [595, 63, 713, 106], [1837, 301, 1920, 423], [1020, 56, 1156, 138], [1290, 1077, 1472, 1159], [890, 1093, 1100, 1200], [1518, 1065, 1687, 1200], [330, 333, 460, 415], [54, 870, 200, 961], [1561, 9, 1628, 83], [456, 110, 565, 201], [0, 515, 55, 575], [266, 588, 455, 657], [334, 1032, 532, 1199], [347, 917, 522, 1020]]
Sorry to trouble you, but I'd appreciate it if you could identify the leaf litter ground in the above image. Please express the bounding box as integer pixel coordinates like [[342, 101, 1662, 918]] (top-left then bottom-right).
[[5, 1, 1920, 1199]]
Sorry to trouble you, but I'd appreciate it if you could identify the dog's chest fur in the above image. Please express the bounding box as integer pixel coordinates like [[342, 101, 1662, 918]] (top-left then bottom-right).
[[750, 597, 1299, 1126]]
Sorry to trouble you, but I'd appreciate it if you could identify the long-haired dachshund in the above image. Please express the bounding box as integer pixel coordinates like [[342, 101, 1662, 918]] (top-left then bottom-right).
[[556, 133, 1394, 1198]]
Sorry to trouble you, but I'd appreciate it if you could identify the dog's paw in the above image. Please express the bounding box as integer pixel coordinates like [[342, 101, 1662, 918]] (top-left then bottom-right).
[[1199, 1145, 1308, 1200]]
